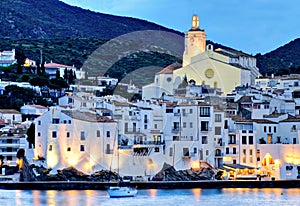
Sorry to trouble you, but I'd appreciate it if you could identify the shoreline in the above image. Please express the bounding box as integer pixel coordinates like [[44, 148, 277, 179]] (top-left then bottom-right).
[[1, 180, 300, 190]]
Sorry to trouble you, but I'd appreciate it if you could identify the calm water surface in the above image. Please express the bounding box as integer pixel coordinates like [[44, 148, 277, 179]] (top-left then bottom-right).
[[0, 188, 300, 206]]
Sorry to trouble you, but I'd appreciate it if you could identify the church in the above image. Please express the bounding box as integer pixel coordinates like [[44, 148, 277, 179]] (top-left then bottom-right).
[[142, 15, 261, 99]]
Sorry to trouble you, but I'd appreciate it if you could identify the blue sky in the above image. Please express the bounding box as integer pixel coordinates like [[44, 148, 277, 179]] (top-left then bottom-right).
[[61, 0, 300, 55]]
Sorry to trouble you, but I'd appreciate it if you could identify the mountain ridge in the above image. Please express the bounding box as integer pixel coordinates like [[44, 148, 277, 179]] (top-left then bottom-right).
[[0, 0, 182, 39]]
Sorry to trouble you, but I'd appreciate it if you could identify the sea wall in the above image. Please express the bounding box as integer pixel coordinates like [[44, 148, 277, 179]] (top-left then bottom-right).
[[1, 180, 300, 190]]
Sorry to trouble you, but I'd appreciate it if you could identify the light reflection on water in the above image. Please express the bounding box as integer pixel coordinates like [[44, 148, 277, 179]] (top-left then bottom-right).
[[1, 188, 300, 206]]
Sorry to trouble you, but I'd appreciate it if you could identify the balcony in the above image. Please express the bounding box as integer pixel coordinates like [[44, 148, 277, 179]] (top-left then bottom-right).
[[200, 127, 212, 132], [124, 128, 141, 134], [133, 140, 164, 145], [172, 128, 181, 133], [215, 152, 223, 157], [182, 152, 195, 159]]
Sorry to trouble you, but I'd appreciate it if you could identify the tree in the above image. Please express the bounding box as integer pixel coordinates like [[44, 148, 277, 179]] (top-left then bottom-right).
[[0, 155, 4, 168], [29, 76, 49, 87], [63, 68, 68, 80], [49, 77, 69, 92], [17, 149, 25, 159], [15, 48, 26, 74], [56, 69, 60, 78], [26, 123, 35, 149], [36, 60, 41, 75], [41, 57, 46, 74], [68, 70, 74, 84]]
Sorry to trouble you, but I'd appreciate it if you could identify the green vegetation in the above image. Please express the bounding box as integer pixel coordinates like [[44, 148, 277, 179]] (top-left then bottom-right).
[[256, 38, 300, 75], [0, 0, 182, 39]]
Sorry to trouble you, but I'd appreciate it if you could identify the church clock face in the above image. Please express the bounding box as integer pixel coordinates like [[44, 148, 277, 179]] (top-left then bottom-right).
[[205, 68, 214, 79]]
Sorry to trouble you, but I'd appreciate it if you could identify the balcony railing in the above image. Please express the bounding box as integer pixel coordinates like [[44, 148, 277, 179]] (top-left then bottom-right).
[[133, 140, 165, 145], [172, 128, 181, 133]]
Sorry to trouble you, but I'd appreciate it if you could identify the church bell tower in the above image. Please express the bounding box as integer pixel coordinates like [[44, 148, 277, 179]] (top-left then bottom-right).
[[183, 14, 206, 67]]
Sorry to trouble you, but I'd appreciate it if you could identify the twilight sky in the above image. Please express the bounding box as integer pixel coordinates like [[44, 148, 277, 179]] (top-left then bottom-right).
[[61, 0, 300, 55]]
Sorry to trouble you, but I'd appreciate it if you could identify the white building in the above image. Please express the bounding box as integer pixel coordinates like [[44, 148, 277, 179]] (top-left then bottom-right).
[[34, 107, 118, 174], [0, 109, 22, 125], [0, 49, 16, 67]]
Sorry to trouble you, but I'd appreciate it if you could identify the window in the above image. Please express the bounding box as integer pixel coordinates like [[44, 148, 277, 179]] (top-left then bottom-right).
[[169, 148, 173, 156], [274, 126, 277, 133], [52, 131, 57, 138], [154, 124, 158, 129], [215, 127, 221, 135], [49, 145, 52, 151], [68, 120, 71, 124], [106, 144, 112, 154], [38, 121, 41, 125], [80, 145, 85, 152], [67, 147, 71, 152], [202, 136, 208, 144], [129, 111, 133, 116], [206, 150, 209, 156], [183, 122, 186, 128], [269, 126, 271, 133], [242, 149, 246, 163], [38, 132, 41, 137], [249, 136, 253, 144], [80, 132, 85, 140], [97, 130, 100, 138], [215, 114, 222, 122], [242, 136, 247, 144], [233, 147, 236, 154], [257, 149, 261, 161], [226, 147, 229, 154], [264, 126, 267, 133], [193, 147, 197, 154], [166, 108, 173, 113], [190, 109, 193, 114], [200, 107, 210, 117], [224, 120, 228, 129], [201, 121, 209, 131], [66, 132, 70, 138], [249, 149, 253, 156], [107, 131, 110, 138], [144, 124, 147, 130], [154, 147, 159, 152], [52, 118, 60, 124]]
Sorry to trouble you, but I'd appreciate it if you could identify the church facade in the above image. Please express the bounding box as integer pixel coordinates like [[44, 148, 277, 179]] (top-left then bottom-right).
[[143, 15, 261, 99]]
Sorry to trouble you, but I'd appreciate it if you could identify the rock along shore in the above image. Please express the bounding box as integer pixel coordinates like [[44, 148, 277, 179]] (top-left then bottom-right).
[[1, 180, 300, 190]]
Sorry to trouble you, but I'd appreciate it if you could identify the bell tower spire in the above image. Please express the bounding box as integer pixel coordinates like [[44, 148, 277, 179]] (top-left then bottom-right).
[[183, 14, 206, 67]]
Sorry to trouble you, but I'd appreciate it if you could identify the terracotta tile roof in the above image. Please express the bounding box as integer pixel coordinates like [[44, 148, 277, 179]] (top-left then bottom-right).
[[45, 62, 75, 68], [26, 105, 47, 109], [61, 110, 115, 122], [0, 109, 21, 114], [157, 62, 181, 74], [280, 118, 300, 123]]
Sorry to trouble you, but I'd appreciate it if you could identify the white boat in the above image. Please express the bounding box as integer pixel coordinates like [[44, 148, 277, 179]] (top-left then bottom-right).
[[107, 185, 138, 198], [107, 132, 138, 198]]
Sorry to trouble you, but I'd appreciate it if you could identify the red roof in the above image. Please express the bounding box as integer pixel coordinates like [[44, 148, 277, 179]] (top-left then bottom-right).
[[45, 62, 75, 68], [157, 62, 181, 75]]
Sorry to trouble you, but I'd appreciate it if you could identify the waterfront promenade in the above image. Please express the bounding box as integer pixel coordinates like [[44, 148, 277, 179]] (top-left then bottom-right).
[[1, 180, 300, 190]]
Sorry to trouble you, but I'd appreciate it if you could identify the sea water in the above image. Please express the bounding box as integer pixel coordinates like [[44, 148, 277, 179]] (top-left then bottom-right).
[[0, 188, 300, 206]]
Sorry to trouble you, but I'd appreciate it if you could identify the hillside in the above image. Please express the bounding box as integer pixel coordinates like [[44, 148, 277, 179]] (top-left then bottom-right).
[[0, 0, 182, 39], [256, 38, 300, 75]]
